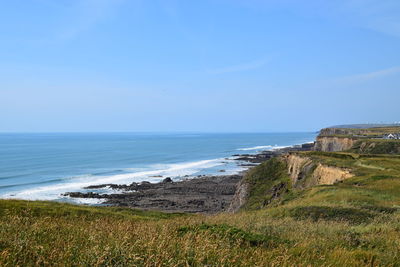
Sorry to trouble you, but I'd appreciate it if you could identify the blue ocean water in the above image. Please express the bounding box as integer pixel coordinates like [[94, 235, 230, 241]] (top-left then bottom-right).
[[0, 132, 316, 204]]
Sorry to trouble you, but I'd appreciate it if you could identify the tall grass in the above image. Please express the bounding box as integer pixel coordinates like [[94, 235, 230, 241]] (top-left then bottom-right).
[[1, 199, 400, 266]]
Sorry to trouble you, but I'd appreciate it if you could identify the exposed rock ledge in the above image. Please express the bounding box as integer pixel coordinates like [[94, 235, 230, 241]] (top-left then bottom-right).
[[286, 154, 354, 188], [314, 136, 355, 152], [227, 179, 249, 213]]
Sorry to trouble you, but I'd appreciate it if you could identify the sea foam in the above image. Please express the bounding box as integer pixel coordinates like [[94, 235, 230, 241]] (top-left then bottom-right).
[[2, 158, 229, 203], [236, 145, 288, 151]]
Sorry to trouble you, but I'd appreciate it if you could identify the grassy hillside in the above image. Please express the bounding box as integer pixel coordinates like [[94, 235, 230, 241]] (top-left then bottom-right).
[[242, 157, 291, 210], [349, 139, 400, 154], [2, 151, 400, 265]]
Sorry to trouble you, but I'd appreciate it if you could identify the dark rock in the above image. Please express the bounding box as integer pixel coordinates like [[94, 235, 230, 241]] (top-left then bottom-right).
[[162, 177, 173, 183], [65, 174, 243, 214], [64, 192, 107, 198], [187, 199, 205, 206], [84, 184, 113, 189]]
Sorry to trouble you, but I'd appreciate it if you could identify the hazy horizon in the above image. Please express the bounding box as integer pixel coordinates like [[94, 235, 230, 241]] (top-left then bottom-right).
[[0, 130, 317, 134], [1, 0, 400, 132]]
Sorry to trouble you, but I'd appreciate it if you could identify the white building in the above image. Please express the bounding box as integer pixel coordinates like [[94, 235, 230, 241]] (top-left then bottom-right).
[[384, 133, 400, 140]]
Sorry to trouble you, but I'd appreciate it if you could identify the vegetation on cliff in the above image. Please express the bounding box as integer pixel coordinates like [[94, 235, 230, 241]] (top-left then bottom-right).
[[242, 157, 291, 210], [318, 126, 400, 138], [349, 139, 400, 154]]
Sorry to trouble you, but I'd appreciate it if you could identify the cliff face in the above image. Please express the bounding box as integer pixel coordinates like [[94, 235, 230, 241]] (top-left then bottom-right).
[[311, 163, 353, 185], [227, 180, 249, 212], [314, 127, 364, 152], [286, 154, 313, 185], [286, 154, 353, 188], [314, 136, 355, 152]]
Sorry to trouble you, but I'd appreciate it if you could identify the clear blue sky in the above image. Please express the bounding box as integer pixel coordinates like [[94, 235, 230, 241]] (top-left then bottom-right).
[[1, 0, 400, 132]]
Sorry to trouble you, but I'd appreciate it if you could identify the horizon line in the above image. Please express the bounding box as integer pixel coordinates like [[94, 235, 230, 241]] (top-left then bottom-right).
[[0, 130, 318, 134]]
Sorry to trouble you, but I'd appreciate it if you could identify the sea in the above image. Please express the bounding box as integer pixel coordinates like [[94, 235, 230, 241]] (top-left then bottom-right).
[[0, 132, 316, 204]]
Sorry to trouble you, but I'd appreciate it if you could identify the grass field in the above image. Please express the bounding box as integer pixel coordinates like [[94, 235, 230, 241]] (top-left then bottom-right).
[[1, 152, 400, 266]]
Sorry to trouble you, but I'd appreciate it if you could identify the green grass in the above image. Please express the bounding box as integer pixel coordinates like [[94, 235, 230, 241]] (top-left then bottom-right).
[[319, 126, 400, 138], [242, 157, 291, 210], [0, 199, 185, 220], [177, 223, 282, 248], [349, 139, 400, 154], [2, 151, 400, 266], [287, 206, 376, 224]]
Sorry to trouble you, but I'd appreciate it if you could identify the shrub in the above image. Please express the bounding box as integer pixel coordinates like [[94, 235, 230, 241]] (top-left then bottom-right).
[[289, 206, 375, 224], [178, 223, 282, 247]]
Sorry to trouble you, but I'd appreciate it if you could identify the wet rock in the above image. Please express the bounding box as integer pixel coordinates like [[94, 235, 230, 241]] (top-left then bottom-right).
[[162, 177, 173, 183], [65, 174, 243, 214]]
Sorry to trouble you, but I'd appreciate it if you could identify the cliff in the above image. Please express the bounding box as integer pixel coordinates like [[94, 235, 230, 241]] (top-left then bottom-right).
[[286, 154, 353, 188], [314, 127, 362, 152], [315, 135, 400, 154], [229, 153, 354, 211], [227, 180, 249, 212], [314, 136, 355, 152], [315, 126, 400, 153]]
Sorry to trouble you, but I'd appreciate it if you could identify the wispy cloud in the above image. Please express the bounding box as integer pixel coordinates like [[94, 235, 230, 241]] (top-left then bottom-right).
[[304, 0, 400, 38], [207, 59, 268, 75], [336, 66, 400, 84], [367, 17, 400, 38], [235, 0, 400, 38], [340, 0, 400, 38], [57, 0, 125, 41]]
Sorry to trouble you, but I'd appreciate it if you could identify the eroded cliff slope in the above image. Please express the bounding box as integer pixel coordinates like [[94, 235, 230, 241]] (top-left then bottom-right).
[[228, 153, 354, 211], [286, 154, 353, 188], [314, 136, 355, 152]]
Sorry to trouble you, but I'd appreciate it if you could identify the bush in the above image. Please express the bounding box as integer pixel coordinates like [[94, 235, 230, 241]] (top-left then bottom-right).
[[178, 223, 283, 247], [289, 206, 375, 224]]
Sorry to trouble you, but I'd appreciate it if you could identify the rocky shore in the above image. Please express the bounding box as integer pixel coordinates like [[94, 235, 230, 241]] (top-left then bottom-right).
[[66, 175, 242, 213], [64, 142, 314, 213]]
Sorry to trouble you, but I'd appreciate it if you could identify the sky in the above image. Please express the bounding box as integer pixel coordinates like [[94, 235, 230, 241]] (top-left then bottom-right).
[[1, 0, 400, 132]]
